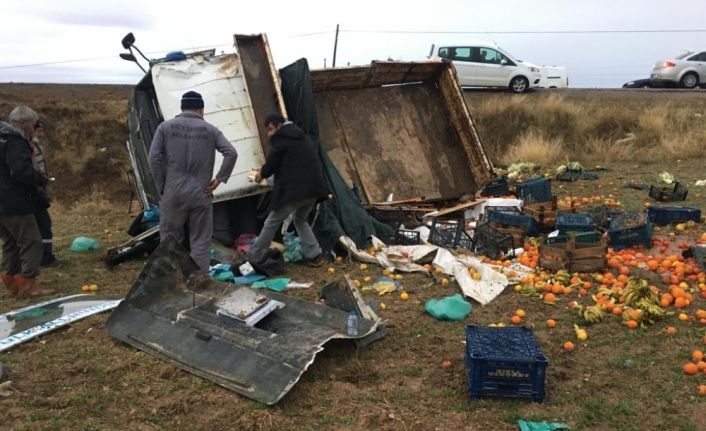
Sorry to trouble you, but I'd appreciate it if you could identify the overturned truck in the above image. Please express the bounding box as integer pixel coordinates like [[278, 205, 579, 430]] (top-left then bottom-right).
[[110, 32, 496, 405], [121, 33, 494, 256]]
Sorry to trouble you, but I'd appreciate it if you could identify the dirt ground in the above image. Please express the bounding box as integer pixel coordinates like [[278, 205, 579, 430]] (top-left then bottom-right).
[[2, 85, 706, 430]]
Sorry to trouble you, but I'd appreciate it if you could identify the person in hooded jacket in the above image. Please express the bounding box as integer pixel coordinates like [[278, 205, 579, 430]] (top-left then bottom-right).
[[249, 114, 329, 266], [0, 106, 54, 298]]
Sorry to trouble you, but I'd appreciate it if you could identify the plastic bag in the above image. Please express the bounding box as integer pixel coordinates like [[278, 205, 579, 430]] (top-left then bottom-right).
[[424, 294, 472, 321], [283, 233, 304, 263], [70, 237, 99, 252]]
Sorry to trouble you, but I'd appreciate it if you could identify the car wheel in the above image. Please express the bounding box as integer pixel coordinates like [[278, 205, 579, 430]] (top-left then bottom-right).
[[509, 76, 529, 93], [641, 84, 651, 88], [680, 73, 699, 89]]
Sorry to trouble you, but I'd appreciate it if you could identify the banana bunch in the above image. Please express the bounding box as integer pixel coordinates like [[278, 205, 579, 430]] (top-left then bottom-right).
[[554, 270, 571, 285], [624, 278, 658, 307], [635, 298, 674, 324], [518, 283, 543, 300], [574, 304, 604, 324], [573, 324, 588, 341]]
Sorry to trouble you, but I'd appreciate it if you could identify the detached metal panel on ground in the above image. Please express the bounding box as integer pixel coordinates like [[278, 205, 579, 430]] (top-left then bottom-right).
[[310, 61, 494, 204], [106, 237, 381, 405]]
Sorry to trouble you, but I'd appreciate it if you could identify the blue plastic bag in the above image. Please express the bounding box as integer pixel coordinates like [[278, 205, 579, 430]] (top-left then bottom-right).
[[69, 237, 99, 252], [283, 233, 304, 263]]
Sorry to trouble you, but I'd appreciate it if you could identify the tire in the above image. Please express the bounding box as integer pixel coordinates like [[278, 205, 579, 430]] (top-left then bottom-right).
[[509, 76, 529, 93], [680, 72, 699, 89], [641, 84, 651, 89]]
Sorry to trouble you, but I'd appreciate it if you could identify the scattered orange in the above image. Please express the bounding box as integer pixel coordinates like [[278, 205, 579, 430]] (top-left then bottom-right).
[[515, 309, 526, 318], [699, 385, 706, 396], [627, 320, 639, 330], [675, 297, 688, 309], [679, 313, 689, 322], [693, 350, 705, 362], [612, 307, 623, 316], [546, 319, 557, 329], [511, 315, 522, 325], [666, 326, 678, 335], [697, 361, 706, 371], [544, 293, 557, 304], [684, 362, 699, 376], [672, 287, 686, 298], [563, 341, 575, 351]]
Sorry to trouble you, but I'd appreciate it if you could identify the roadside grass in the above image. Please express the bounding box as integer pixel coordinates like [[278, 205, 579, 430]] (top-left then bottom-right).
[[467, 92, 706, 166], [501, 131, 565, 166]]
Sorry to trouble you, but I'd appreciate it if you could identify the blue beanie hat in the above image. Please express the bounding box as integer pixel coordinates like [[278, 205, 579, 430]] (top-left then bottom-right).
[[181, 91, 204, 110]]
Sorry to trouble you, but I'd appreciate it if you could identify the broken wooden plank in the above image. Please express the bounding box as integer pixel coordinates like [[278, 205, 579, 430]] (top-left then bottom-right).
[[371, 196, 426, 206], [423, 199, 487, 221]]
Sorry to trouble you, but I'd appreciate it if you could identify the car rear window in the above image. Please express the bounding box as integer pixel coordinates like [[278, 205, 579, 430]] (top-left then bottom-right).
[[675, 51, 694, 60]]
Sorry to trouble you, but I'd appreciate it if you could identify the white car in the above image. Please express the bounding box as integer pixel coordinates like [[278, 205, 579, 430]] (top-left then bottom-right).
[[539, 66, 569, 88], [430, 42, 542, 93], [651, 51, 706, 89]]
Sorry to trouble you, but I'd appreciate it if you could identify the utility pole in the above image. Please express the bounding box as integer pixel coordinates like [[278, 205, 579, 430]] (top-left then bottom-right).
[[332, 24, 339, 68]]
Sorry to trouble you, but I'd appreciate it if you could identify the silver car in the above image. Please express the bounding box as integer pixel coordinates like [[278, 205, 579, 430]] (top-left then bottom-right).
[[651, 51, 706, 89]]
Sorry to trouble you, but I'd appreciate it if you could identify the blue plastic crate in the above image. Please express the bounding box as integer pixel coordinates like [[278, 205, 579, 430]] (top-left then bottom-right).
[[429, 219, 464, 249], [473, 223, 515, 259], [480, 177, 510, 197], [486, 210, 538, 236], [556, 212, 594, 235], [516, 178, 552, 205], [649, 182, 688, 202], [609, 212, 653, 249], [465, 325, 547, 403], [647, 206, 701, 226]]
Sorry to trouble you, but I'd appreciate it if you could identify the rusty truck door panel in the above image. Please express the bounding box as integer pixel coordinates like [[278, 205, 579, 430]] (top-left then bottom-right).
[[310, 61, 494, 205], [234, 34, 287, 156]]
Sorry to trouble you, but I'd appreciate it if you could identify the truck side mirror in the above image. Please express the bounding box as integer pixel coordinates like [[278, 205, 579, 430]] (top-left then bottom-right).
[[122, 32, 136, 49]]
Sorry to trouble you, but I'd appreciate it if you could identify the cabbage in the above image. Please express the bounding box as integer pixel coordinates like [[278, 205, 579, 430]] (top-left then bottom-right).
[[658, 171, 675, 185]]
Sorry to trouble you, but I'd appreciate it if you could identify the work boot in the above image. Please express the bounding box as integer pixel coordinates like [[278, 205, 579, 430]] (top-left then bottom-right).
[[13, 275, 54, 298], [306, 255, 325, 268], [1, 273, 18, 297]]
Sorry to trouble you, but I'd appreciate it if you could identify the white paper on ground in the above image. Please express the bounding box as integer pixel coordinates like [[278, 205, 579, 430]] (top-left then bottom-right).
[[287, 282, 314, 289]]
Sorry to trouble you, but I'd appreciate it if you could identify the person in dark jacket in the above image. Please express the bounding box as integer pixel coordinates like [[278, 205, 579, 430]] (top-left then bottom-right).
[[0, 106, 54, 298], [249, 114, 328, 266]]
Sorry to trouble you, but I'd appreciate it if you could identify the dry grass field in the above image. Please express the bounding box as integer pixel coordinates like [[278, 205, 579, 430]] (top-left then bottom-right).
[[465, 90, 706, 166]]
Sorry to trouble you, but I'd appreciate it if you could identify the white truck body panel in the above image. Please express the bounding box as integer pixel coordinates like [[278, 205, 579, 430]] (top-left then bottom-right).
[[151, 54, 267, 203]]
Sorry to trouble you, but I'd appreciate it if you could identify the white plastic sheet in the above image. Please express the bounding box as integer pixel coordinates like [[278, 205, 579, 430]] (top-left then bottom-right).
[[339, 236, 509, 305]]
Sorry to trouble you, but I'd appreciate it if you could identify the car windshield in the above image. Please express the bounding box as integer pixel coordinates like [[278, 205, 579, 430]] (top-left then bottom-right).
[[675, 51, 693, 60]]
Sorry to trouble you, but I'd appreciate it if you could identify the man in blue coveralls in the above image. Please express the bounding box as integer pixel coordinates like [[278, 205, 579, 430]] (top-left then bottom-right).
[[149, 91, 237, 273]]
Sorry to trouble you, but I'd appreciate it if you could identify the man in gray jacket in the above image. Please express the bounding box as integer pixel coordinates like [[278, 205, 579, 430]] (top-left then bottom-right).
[[149, 91, 237, 273]]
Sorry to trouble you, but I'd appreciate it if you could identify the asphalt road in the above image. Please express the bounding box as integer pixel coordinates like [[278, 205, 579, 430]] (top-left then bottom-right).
[[464, 86, 706, 101]]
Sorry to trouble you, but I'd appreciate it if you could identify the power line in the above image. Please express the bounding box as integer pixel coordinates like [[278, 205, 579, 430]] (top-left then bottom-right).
[[342, 28, 706, 34], [0, 43, 234, 70]]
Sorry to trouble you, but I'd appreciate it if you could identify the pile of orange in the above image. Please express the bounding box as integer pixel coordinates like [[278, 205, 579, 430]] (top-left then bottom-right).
[[516, 243, 540, 269]]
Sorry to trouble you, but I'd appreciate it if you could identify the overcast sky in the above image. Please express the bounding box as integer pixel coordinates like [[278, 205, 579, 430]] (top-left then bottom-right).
[[1, 0, 704, 87]]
